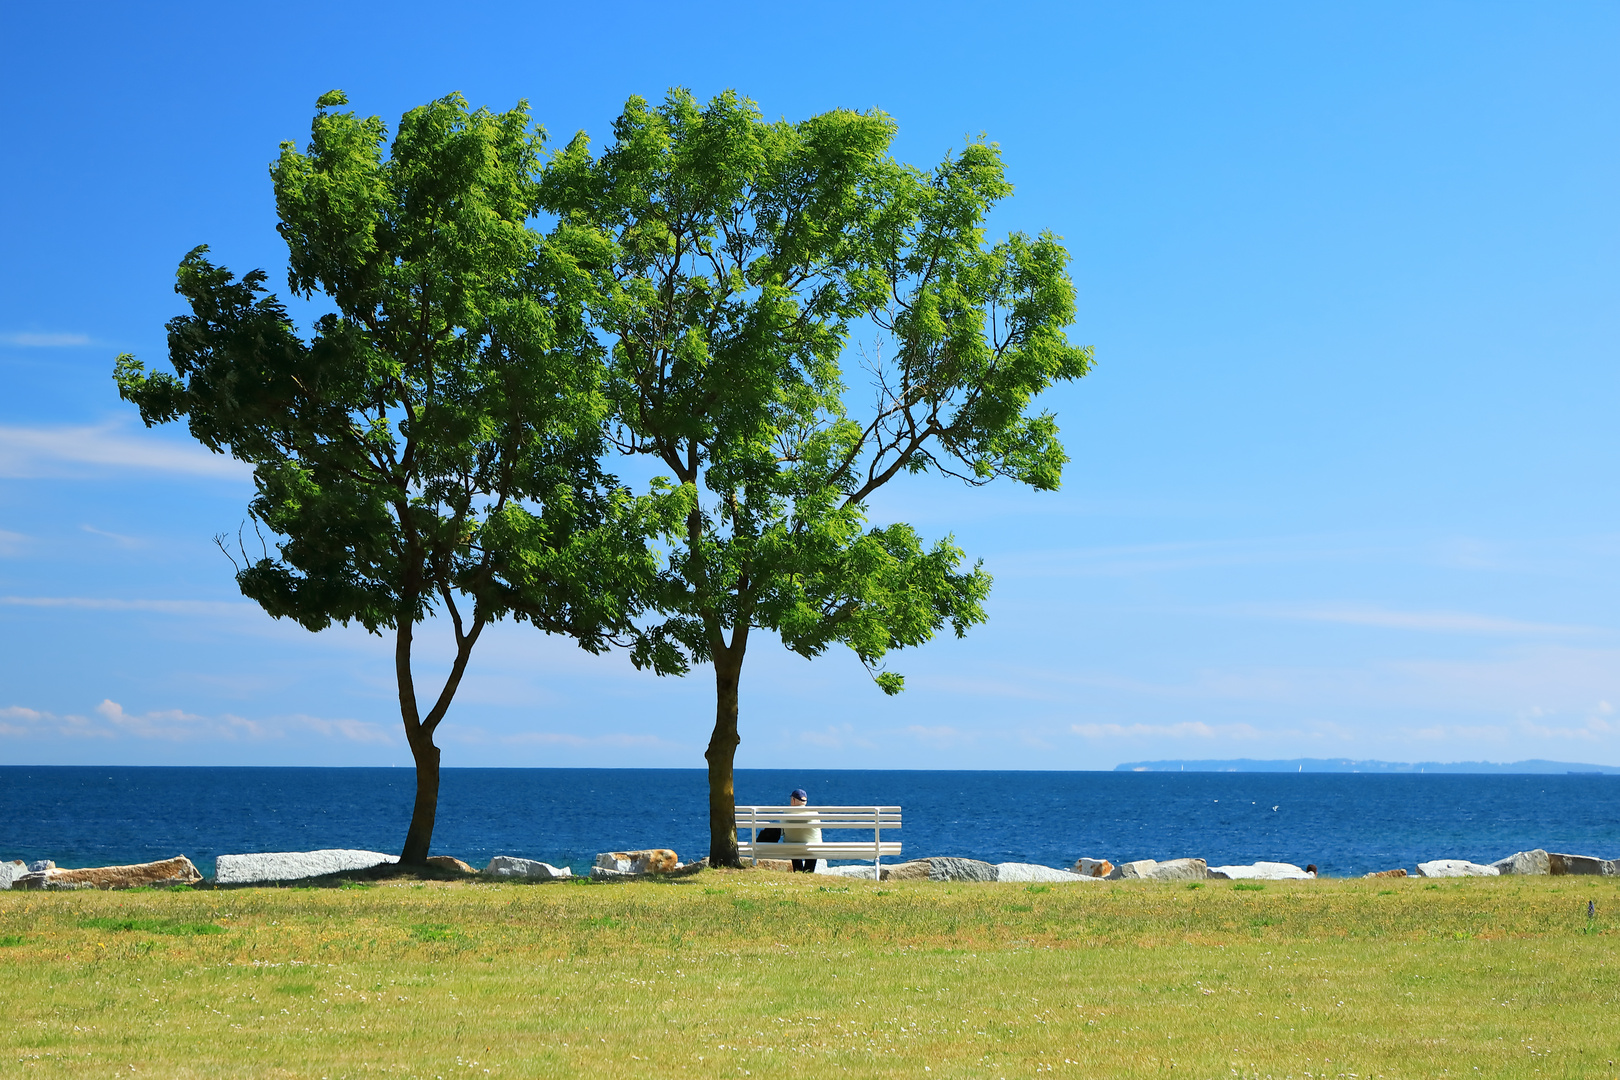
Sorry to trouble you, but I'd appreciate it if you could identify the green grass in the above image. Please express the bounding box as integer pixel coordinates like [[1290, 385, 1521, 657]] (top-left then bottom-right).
[[3, 871, 1618, 1078], [77, 916, 224, 936]]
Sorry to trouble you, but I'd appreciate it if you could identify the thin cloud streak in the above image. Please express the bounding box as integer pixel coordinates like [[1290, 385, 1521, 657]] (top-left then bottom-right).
[[1, 596, 252, 618], [0, 423, 251, 480], [1246, 603, 1596, 636], [1, 700, 395, 745], [0, 332, 92, 347]]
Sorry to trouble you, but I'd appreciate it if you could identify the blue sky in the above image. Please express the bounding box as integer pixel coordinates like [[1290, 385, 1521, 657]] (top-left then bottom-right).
[[2, 3, 1617, 769]]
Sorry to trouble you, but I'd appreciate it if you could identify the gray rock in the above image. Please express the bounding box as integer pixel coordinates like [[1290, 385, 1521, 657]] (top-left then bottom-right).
[[1072, 857, 1114, 878], [1146, 858, 1208, 881], [214, 849, 398, 884], [1110, 859, 1156, 880], [0, 860, 23, 890], [1415, 859, 1499, 878], [28, 859, 55, 872], [1492, 849, 1550, 875], [1549, 852, 1605, 875], [994, 862, 1088, 883], [928, 857, 998, 883], [485, 856, 572, 881], [1208, 862, 1312, 881], [819, 865, 879, 879]]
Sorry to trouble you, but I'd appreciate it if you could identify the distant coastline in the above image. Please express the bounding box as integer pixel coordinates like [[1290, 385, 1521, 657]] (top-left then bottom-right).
[[1113, 757, 1620, 774]]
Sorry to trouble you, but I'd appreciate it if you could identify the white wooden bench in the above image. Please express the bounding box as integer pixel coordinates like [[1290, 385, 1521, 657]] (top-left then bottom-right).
[[735, 805, 902, 869]]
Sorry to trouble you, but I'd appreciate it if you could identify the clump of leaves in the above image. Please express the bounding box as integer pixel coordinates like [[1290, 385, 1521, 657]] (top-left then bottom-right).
[[408, 923, 461, 943], [1232, 883, 1266, 892], [0, 935, 24, 947]]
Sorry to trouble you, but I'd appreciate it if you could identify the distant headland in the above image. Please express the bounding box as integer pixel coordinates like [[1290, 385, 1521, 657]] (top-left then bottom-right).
[[1113, 757, 1620, 774]]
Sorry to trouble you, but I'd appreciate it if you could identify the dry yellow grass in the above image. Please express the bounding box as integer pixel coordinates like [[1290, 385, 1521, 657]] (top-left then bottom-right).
[[3, 870, 1617, 1078]]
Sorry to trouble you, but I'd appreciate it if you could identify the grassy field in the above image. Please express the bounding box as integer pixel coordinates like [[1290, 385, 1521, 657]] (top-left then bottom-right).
[[3, 870, 1618, 1079]]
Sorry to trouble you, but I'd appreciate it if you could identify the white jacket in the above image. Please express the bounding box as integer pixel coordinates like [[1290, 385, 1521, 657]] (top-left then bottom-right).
[[781, 807, 822, 844]]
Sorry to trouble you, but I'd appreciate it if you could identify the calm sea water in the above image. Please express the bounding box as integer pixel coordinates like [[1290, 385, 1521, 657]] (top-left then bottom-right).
[[3, 767, 1619, 878]]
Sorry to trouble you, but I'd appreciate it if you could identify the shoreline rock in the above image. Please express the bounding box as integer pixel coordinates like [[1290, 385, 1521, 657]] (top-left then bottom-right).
[[1548, 852, 1609, 875], [994, 862, 1087, 883], [1492, 849, 1550, 875], [1208, 862, 1311, 881], [215, 849, 398, 885], [595, 849, 679, 875], [425, 856, 475, 875], [1415, 859, 1499, 878], [485, 856, 572, 881], [39, 855, 201, 891]]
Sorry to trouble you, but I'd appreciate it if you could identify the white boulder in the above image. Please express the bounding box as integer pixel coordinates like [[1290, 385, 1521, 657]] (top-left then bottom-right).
[[994, 862, 1087, 883], [1072, 857, 1114, 878], [0, 860, 24, 890], [818, 865, 878, 879], [486, 856, 572, 881], [1208, 862, 1312, 880], [214, 849, 397, 884], [1415, 859, 1499, 878], [1492, 849, 1550, 875]]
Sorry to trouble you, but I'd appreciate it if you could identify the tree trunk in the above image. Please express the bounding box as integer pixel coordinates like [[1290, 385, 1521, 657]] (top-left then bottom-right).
[[705, 649, 744, 867], [400, 733, 440, 866]]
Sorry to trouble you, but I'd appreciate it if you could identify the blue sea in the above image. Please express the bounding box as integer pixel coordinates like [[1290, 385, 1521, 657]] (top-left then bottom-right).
[[4, 767, 1619, 878]]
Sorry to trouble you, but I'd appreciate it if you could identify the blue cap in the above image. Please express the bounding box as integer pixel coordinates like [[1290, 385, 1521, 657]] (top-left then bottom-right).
[[790, 788, 808, 801]]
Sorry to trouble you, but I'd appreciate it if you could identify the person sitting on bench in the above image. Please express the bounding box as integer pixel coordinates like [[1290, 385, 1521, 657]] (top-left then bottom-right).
[[756, 788, 822, 872]]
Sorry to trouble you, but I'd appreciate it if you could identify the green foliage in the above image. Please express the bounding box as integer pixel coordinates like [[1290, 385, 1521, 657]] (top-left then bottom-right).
[[115, 90, 683, 861], [1232, 882, 1266, 892], [543, 88, 1089, 860]]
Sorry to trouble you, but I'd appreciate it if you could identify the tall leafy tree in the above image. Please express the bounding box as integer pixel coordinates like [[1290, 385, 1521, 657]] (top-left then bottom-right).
[[544, 89, 1092, 866], [116, 91, 675, 865]]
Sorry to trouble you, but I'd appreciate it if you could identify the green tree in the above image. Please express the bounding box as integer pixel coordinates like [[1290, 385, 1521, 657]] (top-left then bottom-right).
[[116, 91, 676, 865], [543, 89, 1092, 866]]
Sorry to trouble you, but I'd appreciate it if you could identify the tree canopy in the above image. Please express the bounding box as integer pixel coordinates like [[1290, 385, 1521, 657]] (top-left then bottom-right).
[[544, 89, 1092, 865], [116, 91, 678, 864]]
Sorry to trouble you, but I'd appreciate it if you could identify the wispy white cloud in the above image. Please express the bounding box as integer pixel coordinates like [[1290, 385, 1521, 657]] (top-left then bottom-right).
[[0, 596, 251, 618], [495, 730, 673, 748], [95, 698, 268, 741], [996, 536, 1379, 579], [81, 524, 146, 549], [0, 423, 251, 480], [0, 699, 396, 745], [902, 724, 974, 749], [0, 704, 113, 739], [1246, 603, 1592, 636], [1070, 720, 1263, 741], [0, 332, 92, 347], [290, 714, 395, 745], [0, 528, 26, 556]]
